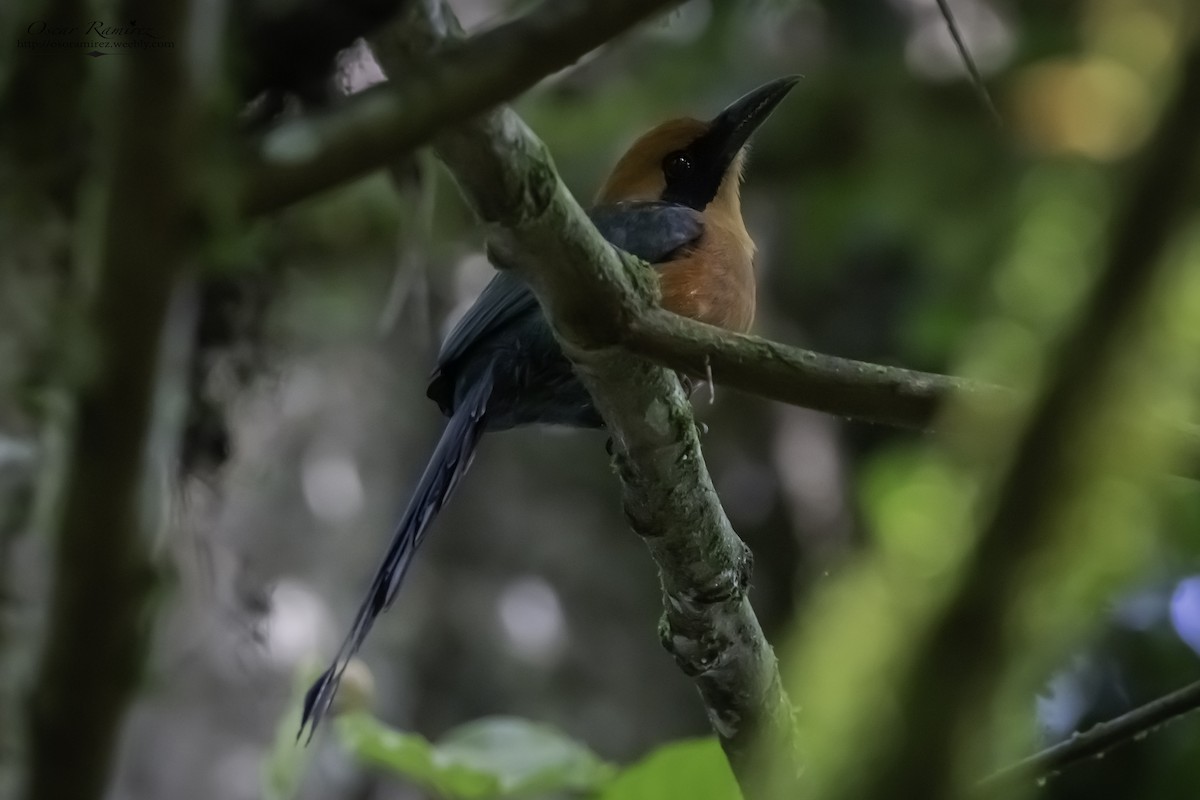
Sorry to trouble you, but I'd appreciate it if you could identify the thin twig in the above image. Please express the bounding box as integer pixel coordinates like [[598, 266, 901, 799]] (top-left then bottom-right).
[[934, 0, 1003, 126], [979, 679, 1200, 791]]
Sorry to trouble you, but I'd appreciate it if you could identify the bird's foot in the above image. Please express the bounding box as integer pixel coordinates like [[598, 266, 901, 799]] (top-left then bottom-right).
[[680, 358, 716, 405]]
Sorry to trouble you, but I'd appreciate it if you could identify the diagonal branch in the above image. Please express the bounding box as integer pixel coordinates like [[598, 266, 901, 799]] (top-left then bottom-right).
[[241, 0, 684, 216], [979, 678, 1200, 792], [625, 308, 1005, 431], [365, 0, 798, 793], [932, 0, 1002, 125], [619, 309, 1200, 479]]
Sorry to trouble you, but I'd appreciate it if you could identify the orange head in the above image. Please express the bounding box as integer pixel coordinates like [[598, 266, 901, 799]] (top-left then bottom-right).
[[596, 76, 799, 217]]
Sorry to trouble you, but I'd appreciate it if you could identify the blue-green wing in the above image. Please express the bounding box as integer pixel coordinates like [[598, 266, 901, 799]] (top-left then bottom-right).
[[587, 201, 704, 263], [429, 202, 703, 408]]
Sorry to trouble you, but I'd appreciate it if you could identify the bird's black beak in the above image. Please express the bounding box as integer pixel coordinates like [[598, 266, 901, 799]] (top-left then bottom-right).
[[661, 76, 799, 210], [704, 75, 800, 167]]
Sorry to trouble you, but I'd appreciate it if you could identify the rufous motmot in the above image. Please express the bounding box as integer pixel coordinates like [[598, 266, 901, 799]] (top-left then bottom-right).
[[302, 76, 799, 736]]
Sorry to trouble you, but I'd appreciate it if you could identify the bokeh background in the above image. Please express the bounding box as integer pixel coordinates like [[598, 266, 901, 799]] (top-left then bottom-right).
[[5, 0, 1200, 798]]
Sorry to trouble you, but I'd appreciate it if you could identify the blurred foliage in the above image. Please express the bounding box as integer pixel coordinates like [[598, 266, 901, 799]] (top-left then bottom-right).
[[595, 739, 739, 800], [336, 714, 616, 798], [333, 711, 737, 800]]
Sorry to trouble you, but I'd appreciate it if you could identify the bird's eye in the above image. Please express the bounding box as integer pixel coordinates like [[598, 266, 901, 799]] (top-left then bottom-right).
[[663, 152, 693, 181]]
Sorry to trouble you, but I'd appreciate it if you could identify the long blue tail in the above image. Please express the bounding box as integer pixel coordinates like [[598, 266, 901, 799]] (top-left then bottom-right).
[[299, 368, 494, 739]]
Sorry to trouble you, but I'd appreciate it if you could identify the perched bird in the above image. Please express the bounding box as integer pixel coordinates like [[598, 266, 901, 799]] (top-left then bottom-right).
[[301, 76, 798, 737]]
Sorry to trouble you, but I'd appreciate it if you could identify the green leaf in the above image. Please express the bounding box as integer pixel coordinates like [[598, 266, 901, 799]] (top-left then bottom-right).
[[599, 739, 740, 800], [337, 713, 616, 799], [261, 668, 320, 800]]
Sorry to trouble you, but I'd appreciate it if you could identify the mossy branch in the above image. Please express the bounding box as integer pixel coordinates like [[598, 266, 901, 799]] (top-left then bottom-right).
[[364, 0, 799, 792], [240, 0, 685, 216]]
